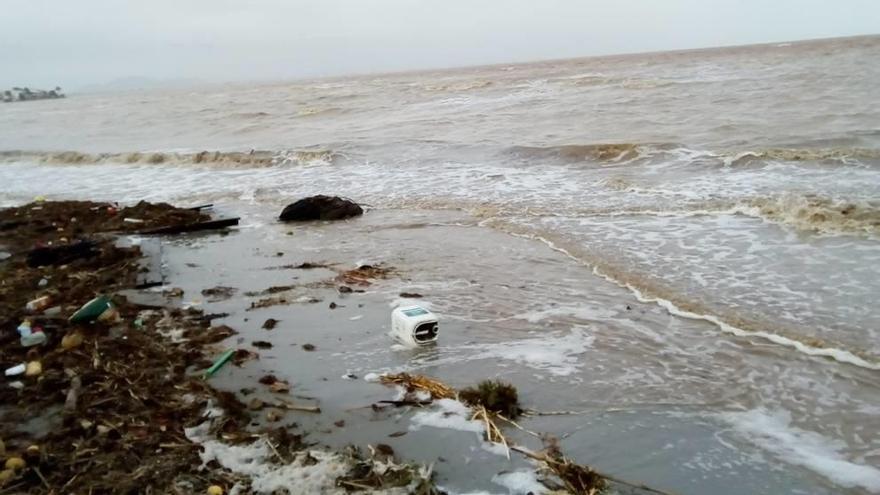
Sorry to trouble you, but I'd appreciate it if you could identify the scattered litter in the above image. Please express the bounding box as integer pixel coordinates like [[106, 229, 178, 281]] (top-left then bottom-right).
[[232, 349, 259, 366], [399, 292, 424, 298], [336, 263, 394, 286], [252, 340, 273, 349], [17, 320, 47, 347], [341, 372, 358, 380], [245, 285, 297, 296], [61, 330, 84, 350], [349, 315, 363, 321], [201, 286, 238, 301], [269, 381, 290, 393], [164, 287, 185, 298], [4, 457, 25, 471], [25, 295, 52, 312], [69, 295, 115, 324], [390, 305, 439, 346], [262, 318, 279, 330], [5, 363, 25, 377], [302, 343, 316, 351], [203, 349, 236, 378], [24, 360, 42, 377]]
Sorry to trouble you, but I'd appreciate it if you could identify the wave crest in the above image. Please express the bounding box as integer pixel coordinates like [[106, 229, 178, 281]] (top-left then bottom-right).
[[506, 142, 684, 164], [724, 148, 880, 166], [740, 194, 880, 235], [0, 149, 337, 168]]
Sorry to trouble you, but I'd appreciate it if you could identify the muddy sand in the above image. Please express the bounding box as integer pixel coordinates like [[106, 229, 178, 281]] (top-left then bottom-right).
[[1, 200, 638, 495]]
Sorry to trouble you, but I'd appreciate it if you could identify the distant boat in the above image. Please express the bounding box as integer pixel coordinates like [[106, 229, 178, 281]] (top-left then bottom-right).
[[2, 86, 65, 102]]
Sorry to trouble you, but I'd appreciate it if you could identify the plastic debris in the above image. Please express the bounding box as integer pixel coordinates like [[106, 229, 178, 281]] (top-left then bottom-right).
[[5, 363, 26, 377], [69, 295, 114, 324], [44, 306, 62, 317], [203, 349, 236, 378], [17, 320, 46, 346], [390, 306, 439, 346], [25, 361, 42, 377], [61, 330, 84, 350], [207, 485, 224, 495], [26, 295, 52, 312]]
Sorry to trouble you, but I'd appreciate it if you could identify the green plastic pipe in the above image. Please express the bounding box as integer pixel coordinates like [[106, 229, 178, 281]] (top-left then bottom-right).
[[203, 349, 235, 378]]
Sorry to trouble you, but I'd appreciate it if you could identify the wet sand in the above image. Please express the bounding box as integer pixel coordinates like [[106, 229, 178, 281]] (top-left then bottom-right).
[[153, 205, 862, 494]]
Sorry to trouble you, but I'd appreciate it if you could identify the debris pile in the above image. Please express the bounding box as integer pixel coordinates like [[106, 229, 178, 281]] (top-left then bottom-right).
[[1, 200, 436, 494], [0, 200, 244, 492]]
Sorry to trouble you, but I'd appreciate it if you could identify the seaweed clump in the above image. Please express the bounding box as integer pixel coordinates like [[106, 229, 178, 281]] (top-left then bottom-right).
[[335, 445, 441, 494], [458, 379, 522, 419]]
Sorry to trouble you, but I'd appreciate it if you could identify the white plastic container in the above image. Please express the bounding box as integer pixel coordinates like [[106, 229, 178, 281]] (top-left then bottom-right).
[[390, 306, 438, 346]]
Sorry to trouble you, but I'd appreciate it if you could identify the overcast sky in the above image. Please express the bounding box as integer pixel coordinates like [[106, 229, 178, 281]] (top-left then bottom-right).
[[1, 0, 878, 90]]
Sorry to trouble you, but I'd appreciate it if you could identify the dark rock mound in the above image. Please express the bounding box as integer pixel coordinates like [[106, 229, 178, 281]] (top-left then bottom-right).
[[279, 195, 363, 222]]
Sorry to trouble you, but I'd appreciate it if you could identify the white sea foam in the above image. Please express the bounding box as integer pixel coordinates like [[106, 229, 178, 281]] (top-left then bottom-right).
[[410, 399, 511, 459], [410, 398, 484, 434], [469, 328, 592, 376], [516, 231, 880, 371], [393, 328, 592, 378], [492, 470, 547, 494], [719, 408, 880, 493], [363, 372, 383, 382], [185, 422, 349, 494], [512, 304, 617, 323]]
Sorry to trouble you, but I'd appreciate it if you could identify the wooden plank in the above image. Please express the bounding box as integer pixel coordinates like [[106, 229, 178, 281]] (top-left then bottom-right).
[[136, 217, 239, 236]]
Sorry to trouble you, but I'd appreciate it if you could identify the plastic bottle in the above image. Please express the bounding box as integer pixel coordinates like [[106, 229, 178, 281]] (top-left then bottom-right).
[[17, 320, 47, 347], [25, 295, 52, 313]]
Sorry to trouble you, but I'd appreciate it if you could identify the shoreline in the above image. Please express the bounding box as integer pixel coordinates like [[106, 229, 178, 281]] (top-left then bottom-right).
[[0, 199, 635, 495], [2, 198, 873, 494]]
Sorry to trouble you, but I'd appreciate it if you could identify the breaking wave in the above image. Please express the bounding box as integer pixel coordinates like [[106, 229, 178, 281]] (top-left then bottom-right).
[[575, 193, 880, 236], [0, 149, 338, 168], [736, 194, 880, 236], [505, 142, 685, 164], [723, 147, 880, 166], [484, 221, 880, 370], [422, 80, 494, 92]]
